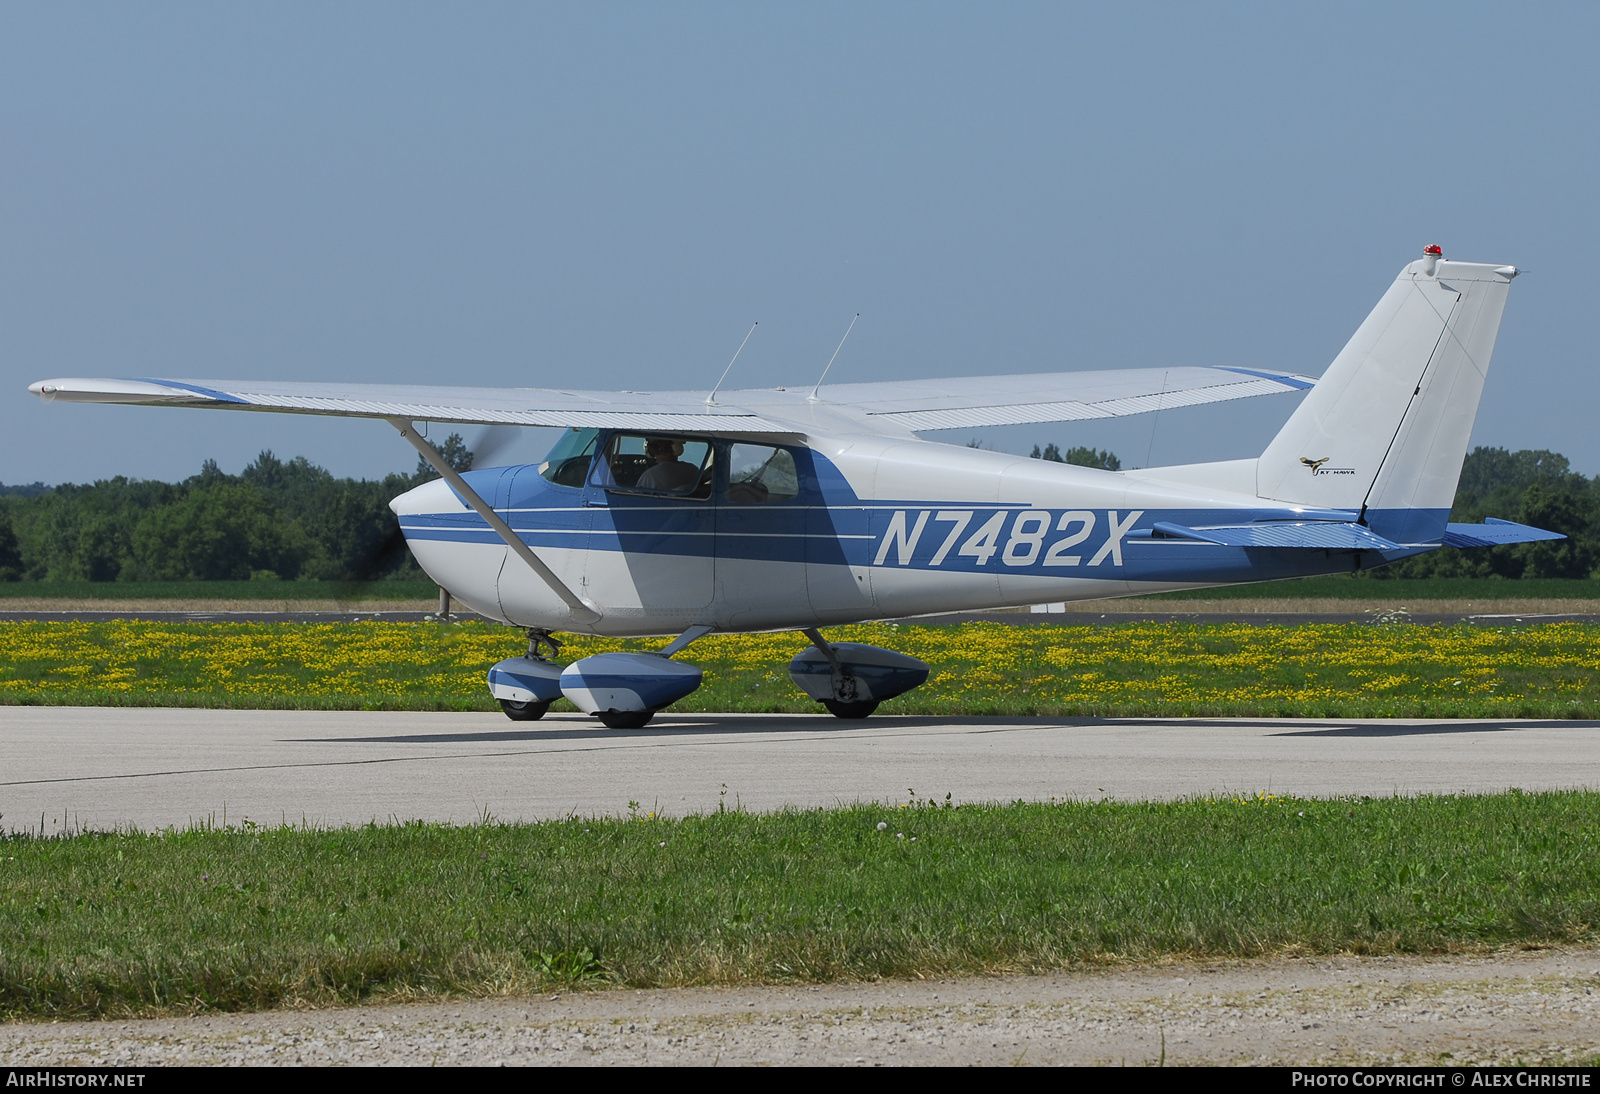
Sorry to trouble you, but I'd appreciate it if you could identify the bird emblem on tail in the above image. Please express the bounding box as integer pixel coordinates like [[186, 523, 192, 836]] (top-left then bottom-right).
[[1300, 457, 1330, 472]]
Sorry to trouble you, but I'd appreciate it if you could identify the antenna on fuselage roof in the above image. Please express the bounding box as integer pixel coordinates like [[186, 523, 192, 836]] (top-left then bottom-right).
[[809, 313, 859, 402], [705, 322, 758, 406]]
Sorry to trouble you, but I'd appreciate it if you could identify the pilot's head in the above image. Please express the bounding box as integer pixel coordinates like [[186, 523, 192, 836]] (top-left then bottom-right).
[[645, 437, 683, 462]]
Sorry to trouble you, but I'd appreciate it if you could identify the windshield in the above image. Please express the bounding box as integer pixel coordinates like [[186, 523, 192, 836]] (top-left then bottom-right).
[[538, 428, 600, 487]]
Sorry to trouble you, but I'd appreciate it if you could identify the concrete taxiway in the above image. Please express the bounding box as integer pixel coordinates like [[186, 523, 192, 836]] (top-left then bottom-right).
[[4, 708, 1600, 831]]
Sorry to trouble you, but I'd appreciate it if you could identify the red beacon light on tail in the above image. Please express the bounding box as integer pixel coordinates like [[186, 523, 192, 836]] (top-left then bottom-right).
[[1424, 244, 1443, 256]]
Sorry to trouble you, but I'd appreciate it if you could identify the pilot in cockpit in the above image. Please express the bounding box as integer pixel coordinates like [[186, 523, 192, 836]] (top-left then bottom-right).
[[635, 437, 700, 492]]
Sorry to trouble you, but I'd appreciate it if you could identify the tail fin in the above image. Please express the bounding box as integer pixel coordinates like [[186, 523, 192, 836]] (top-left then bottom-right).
[[1257, 251, 1518, 541]]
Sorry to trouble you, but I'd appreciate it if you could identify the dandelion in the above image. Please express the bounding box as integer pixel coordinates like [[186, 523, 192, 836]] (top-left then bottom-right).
[[876, 822, 887, 831]]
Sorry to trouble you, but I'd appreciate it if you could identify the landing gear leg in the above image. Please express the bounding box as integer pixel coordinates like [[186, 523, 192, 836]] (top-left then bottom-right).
[[802, 628, 880, 720], [525, 628, 563, 661]]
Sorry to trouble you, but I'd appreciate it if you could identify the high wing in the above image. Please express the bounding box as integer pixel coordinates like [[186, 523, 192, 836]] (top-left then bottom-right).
[[25, 377, 788, 432], [27, 365, 1314, 436]]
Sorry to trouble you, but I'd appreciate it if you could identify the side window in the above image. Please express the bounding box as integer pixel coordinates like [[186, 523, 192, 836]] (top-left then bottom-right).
[[592, 434, 714, 499], [725, 444, 799, 504]]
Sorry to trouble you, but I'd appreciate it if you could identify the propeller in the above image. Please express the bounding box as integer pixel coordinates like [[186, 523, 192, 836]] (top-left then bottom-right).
[[334, 424, 529, 606], [466, 424, 524, 469]]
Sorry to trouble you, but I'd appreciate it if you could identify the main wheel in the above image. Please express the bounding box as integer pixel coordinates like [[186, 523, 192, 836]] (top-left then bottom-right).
[[597, 709, 655, 729], [822, 699, 879, 719], [499, 698, 550, 721]]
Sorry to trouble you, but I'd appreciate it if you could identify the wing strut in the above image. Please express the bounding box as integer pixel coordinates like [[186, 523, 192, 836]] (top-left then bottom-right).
[[390, 418, 600, 625]]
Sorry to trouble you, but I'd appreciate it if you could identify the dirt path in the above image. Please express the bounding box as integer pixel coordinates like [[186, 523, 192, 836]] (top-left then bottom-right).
[[6, 947, 1599, 1066]]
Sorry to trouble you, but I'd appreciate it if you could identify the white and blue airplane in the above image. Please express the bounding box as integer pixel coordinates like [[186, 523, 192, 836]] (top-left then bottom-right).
[[29, 248, 1560, 726]]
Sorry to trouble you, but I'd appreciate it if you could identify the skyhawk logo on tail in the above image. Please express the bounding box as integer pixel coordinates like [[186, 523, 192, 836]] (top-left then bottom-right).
[[1300, 456, 1354, 477]]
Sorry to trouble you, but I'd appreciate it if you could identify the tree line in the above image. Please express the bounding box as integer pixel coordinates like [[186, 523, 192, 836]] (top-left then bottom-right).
[[0, 442, 1594, 582], [0, 435, 473, 583]]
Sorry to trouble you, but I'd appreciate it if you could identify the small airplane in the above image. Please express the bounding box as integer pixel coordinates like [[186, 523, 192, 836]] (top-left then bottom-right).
[[29, 246, 1561, 727]]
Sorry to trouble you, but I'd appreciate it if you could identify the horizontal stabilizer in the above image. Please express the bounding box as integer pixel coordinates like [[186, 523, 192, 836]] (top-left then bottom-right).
[[1440, 518, 1565, 548], [1149, 521, 1402, 551]]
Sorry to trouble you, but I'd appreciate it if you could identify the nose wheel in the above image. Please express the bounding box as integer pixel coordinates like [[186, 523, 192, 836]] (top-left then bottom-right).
[[499, 699, 550, 721]]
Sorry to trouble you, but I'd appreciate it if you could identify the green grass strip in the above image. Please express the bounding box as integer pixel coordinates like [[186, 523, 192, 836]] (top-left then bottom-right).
[[3, 792, 1597, 1020], [2, 619, 1600, 717]]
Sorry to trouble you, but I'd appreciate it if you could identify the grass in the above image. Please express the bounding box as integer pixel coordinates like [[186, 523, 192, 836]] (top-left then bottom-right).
[[0, 579, 440, 602], [2, 619, 1600, 717], [3, 792, 1597, 1020]]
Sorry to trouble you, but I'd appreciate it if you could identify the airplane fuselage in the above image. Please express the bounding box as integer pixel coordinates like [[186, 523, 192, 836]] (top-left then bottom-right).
[[392, 428, 1434, 637]]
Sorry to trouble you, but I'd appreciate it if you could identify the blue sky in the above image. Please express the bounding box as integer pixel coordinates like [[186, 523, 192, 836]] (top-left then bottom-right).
[[3, 2, 1596, 484]]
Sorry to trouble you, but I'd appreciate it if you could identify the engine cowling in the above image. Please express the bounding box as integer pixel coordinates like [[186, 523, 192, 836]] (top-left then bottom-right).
[[559, 652, 704, 714], [788, 643, 929, 704]]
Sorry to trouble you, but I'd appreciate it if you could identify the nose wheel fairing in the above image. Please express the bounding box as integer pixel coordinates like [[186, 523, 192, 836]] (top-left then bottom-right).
[[487, 654, 564, 700]]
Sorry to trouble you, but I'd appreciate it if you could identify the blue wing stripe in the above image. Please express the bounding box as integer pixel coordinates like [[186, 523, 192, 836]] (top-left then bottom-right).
[[1212, 366, 1316, 390], [130, 378, 249, 404]]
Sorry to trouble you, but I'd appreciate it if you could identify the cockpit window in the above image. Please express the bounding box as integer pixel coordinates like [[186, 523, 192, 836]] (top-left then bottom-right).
[[725, 444, 799, 503], [592, 434, 714, 499], [538, 428, 600, 487]]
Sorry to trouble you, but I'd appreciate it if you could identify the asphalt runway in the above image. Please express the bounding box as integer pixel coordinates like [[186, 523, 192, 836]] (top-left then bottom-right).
[[5, 708, 1600, 832]]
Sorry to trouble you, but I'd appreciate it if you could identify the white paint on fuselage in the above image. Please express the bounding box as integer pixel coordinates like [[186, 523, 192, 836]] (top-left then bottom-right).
[[405, 538, 506, 621]]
